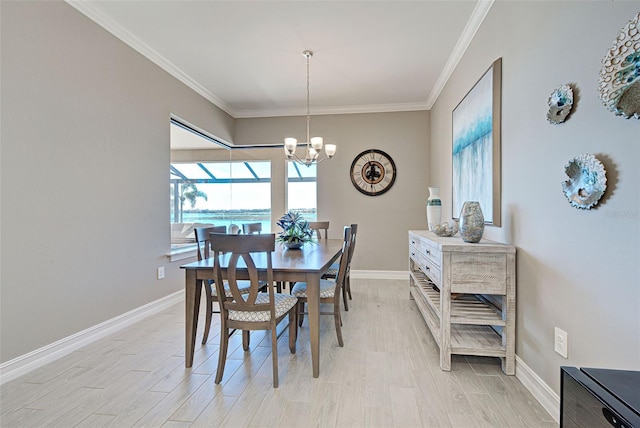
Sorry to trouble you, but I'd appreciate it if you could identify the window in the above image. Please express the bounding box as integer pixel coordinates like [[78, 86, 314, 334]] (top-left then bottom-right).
[[170, 161, 272, 247], [287, 161, 317, 221], [170, 119, 277, 250]]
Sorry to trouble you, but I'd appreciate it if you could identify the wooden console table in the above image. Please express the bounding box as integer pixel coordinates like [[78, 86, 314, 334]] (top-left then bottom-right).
[[408, 230, 516, 375]]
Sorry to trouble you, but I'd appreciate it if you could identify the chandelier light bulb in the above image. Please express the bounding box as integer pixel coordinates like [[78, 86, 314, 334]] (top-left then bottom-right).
[[311, 136, 323, 150], [284, 137, 297, 156]]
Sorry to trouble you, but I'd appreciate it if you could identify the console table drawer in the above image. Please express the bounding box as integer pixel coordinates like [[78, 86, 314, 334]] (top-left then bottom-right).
[[410, 247, 441, 286], [422, 255, 441, 286], [409, 243, 420, 262], [422, 240, 441, 267], [450, 252, 508, 294]]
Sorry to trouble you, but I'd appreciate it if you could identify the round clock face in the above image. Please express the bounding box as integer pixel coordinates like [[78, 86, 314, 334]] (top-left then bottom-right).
[[350, 149, 397, 196]]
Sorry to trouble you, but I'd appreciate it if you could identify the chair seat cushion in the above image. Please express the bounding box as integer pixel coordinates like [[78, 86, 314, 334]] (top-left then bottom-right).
[[211, 280, 252, 298], [291, 279, 335, 299], [228, 293, 298, 322], [322, 263, 339, 278]]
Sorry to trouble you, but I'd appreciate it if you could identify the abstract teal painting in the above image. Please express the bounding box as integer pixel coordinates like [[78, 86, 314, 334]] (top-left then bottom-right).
[[452, 58, 502, 226]]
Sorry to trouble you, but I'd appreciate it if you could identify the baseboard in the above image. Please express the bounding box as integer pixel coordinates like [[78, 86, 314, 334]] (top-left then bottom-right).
[[350, 270, 409, 280], [515, 355, 560, 423], [0, 290, 185, 385]]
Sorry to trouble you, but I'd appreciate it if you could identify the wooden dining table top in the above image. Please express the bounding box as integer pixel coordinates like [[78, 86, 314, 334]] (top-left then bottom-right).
[[181, 239, 344, 276]]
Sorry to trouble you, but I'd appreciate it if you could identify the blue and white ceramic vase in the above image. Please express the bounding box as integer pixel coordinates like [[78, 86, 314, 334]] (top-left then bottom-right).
[[426, 187, 442, 231], [459, 201, 484, 243]]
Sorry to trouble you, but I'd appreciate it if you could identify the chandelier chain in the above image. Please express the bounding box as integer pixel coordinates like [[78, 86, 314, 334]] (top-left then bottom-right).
[[306, 52, 311, 145]]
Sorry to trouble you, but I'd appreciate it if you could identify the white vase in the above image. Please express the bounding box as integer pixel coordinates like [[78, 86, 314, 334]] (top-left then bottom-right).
[[426, 187, 442, 231]]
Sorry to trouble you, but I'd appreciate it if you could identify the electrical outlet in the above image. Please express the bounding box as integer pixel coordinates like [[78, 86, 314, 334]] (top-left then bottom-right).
[[157, 266, 165, 280], [554, 327, 568, 358]]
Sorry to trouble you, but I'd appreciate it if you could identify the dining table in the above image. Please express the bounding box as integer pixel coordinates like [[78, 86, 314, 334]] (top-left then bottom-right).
[[180, 238, 344, 378]]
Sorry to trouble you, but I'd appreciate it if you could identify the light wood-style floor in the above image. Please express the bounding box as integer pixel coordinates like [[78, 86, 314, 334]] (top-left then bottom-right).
[[0, 279, 557, 427]]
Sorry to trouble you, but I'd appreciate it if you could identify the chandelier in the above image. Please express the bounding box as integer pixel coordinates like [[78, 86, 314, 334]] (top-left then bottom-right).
[[284, 50, 336, 166]]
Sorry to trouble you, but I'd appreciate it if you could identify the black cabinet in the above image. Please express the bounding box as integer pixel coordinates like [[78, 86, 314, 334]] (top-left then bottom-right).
[[561, 367, 640, 428]]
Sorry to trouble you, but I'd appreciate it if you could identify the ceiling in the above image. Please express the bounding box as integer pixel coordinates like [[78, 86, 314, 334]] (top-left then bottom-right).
[[67, 1, 492, 120]]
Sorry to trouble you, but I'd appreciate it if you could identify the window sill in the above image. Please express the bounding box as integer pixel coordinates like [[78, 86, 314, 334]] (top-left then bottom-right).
[[167, 244, 198, 262]]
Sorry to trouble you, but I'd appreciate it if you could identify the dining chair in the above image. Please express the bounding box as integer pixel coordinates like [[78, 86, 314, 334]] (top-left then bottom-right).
[[308, 221, 329, 240], [242, 222, 262, 234], [195, 225, 253, 345], [228, 224, 241, 235], [322, 224, 358, 311], [194, 225, 226, 261], [291, 226, 351, 347], [210, 233, 298, 388]]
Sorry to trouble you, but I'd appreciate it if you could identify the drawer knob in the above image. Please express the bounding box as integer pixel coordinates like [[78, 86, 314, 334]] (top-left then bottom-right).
[[424, 265, 430, 271], [426, 249, 431, 255]]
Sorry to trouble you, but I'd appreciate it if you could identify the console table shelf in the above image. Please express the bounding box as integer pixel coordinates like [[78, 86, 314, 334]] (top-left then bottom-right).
[[408, 231, 516, 374], [411, 270, 505, 326]]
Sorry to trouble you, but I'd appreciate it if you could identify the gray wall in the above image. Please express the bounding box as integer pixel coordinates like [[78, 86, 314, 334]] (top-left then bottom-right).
[[234, 112, 430, 271], [0, 1, 233, 362], [430, 1, 640, 394]]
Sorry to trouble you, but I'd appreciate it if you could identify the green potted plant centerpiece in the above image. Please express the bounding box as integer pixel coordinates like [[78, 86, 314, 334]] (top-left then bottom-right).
[[276, 211, 315, 249]]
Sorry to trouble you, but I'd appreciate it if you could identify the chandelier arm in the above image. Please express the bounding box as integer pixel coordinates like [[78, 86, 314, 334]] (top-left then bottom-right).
[[313, 154, 332, 164], [287, 152, 316, 167]]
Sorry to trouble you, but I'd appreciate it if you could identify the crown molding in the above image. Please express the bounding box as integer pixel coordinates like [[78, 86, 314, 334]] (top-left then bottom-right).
[[425, 0, 494, 108], [65, 1, 238, 117], [234, 101, 430, 119]]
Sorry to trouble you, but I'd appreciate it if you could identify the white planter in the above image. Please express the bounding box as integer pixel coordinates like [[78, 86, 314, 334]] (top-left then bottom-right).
[[426, 187, 442, 231]]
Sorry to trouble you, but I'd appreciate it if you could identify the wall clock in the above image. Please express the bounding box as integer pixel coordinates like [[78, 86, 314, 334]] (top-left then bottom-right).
[[350, 149, 397, 196]]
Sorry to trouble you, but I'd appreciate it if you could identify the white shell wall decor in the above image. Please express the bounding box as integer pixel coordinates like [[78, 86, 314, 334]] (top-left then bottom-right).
[[562, 154, 607, 210], [547, 84, 574, 124], [598, 11, 640, 119]]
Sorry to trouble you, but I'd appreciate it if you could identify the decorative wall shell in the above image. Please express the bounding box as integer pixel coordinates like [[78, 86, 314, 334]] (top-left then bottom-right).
[[598, 12, 640, 119], [561, 154, 607, 210], [547, 84, 574, 124]]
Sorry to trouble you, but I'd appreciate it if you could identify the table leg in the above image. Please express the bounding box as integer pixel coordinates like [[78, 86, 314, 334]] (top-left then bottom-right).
[[307, 273, 320, 378], [185, 270, 202, 368]]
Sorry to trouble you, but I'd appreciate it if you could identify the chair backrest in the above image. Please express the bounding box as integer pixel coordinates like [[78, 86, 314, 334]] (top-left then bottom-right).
[[194, 225, 227, 260], [210, 233, 276, 318], [228, 224, 241, 235], [308, 221, 330, 239], [347, 224, 358, 266], [242, 222, 262, 235], [333, 226, 352, 294]]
